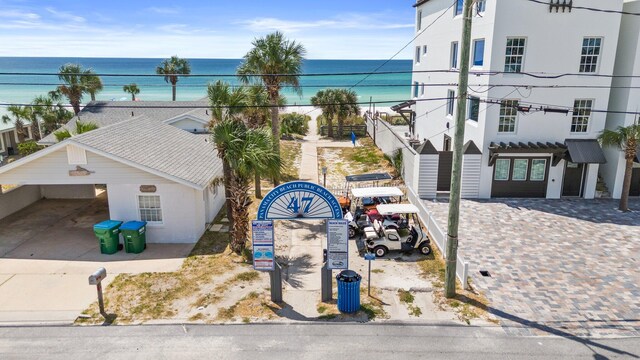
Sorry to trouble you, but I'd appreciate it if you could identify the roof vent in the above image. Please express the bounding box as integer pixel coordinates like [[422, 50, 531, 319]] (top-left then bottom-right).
[[131, 111, 134, 117], [206, 110, 209, 115]]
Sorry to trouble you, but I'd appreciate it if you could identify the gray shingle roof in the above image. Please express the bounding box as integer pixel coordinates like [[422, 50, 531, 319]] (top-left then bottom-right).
[[70, 116, 221, 188], [39, 100, 210, 144]]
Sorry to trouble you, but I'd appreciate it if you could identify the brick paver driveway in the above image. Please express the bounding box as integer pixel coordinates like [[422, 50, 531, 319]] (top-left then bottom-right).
[[425, 198, 640, 337]]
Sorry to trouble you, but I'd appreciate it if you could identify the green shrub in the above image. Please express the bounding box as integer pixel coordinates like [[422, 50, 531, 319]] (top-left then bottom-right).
[[280, 112, 310, 137], [17, 140, 44, 156]]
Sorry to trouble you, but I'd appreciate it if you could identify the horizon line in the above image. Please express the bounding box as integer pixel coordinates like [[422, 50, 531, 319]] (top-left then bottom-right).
[[0, 55, 412, 61]]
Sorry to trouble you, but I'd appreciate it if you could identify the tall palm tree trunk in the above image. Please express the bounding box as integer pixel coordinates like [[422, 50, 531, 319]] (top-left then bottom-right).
[[172, 83, 177, 101], [269, 94, 280, 186], [327, 116, 334, 138], [91, 93, 96, 101], [228, 176, 251, 254], [255, 172, 262, 198], [222, 162, 235, 227], [71, 101, 81, 115], [620, 157, 633, 212], [337, 116, 344, 139]]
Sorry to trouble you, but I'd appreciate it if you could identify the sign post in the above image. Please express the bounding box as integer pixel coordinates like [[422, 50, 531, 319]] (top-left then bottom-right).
[[252, 220, 281, 302], [326, 220, 349, 270], [364, 253, 375, 297]]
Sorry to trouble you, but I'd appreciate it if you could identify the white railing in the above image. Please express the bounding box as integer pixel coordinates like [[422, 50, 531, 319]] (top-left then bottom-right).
[[407, 187, 470, 289], [365, 112, 470, 289]]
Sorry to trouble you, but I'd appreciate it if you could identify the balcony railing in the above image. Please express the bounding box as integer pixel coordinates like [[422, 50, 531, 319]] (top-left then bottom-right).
[[549, 0, 573, 12]]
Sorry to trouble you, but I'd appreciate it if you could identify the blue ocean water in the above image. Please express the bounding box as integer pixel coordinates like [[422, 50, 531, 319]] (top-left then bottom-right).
[[0, 57, 412, 106]]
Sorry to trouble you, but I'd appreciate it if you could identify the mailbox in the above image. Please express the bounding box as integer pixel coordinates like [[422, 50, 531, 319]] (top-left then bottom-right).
[[88, 267, 107, 285]]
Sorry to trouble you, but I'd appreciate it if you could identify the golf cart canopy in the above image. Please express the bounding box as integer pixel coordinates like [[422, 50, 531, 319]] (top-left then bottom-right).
[[376, 204, 420, 215], [350, 187, 404, 198], [345, 173, 392, 182]]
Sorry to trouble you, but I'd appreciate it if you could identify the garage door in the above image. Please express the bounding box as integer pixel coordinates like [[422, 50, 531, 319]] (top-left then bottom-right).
[[631, 167, 640, 197], [491, 157, 550, 198]]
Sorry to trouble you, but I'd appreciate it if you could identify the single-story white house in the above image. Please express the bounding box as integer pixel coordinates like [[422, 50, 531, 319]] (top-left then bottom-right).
[[0, 100, 225, 243]]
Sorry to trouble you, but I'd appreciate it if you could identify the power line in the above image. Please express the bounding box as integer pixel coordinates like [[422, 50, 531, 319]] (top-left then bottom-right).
[[479, 96, 640, 116], [347, 0, 457, 90], [2, 69, 640, 79], [0, 97, 451, 110], [6, 82, 640, 91], [525, 0, 640, 16]]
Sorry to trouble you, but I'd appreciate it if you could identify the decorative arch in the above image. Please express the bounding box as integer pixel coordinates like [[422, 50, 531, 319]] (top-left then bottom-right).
[[257, 181, 343, 220]]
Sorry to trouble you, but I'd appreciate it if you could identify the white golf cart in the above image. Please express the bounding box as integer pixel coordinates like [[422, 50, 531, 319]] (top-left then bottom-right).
[[345, 187, 404, 238], [363, 204, 432, 257]]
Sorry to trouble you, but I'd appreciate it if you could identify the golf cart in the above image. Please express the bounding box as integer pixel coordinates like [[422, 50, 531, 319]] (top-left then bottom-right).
[[346, 187, 404, 238], [364, 204, 431, 257]]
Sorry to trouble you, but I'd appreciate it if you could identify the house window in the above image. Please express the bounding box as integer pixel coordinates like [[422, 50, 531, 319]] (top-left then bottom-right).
[[505, 38, 526, 73], [450, 42, 459, 69], [476, 0, 486, 13], [413, 82, 420, 98], [415, 46, 421, 64], [580, 37, 602, 73], [512, 159, 528, 181], [455, 0, 464, 16], [417, 10, 423, 31], [571, 99, 592, 133], [530, 159, 547, 181], [473, 39, 485, 67], [468, 96, 480, 121], [494, 159, 510, 181], [447, 90, 455, 116], [498, 100, 518, 133], [423, 45, 428, 55], [138, 195, 163, 223]]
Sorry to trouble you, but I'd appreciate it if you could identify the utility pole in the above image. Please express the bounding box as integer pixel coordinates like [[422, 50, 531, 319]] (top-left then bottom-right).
[[445, 0, 474, 298]]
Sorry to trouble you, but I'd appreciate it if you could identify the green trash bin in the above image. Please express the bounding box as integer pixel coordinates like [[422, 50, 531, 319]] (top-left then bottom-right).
[[120, 221, 147, 254], [93, 220, 123, 255]]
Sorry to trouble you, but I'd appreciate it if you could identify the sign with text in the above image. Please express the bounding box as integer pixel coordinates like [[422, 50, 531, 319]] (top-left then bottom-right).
[[252, 220, 275, 271], [326, 220, 349, 270]]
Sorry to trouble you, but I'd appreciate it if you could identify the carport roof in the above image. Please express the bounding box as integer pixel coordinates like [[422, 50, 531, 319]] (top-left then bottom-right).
[[69, 116, 221, 189]]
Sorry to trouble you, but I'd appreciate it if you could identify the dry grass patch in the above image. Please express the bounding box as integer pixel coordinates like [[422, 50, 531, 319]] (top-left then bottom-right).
[[216, 291, 281, 322], [256, 140, 302, 191], [417, 244, 494, 324], [75, 231, 253, 325]]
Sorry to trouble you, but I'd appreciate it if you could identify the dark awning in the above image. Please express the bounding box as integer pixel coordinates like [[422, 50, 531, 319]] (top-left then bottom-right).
[[391, 100, 416, 112], [488, 141, 568, 166], [345, 173, 392, 182], [565, 139, 607, 164]]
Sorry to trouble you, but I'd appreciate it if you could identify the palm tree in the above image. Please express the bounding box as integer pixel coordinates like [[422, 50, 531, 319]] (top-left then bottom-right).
[[311, 89, 337, 138], [1, 105, 30, 142], [334, 89, 360, 139], [211, 119, 281, 254], [84, 73, 103, 101], [237, 31, 306, 185], [156, 56, 191, 101], [243, 85, 286, 198], [123, 83, 141, 101], [599, 123, 640, 212], [207, 80, 248, 225], [32, 95, 74, 135], [54, 64, 93, 114], [54, 121, 99, 141]]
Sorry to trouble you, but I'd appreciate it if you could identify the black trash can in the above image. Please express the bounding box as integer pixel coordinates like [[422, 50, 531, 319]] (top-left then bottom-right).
[[336, 270, 362, 313]]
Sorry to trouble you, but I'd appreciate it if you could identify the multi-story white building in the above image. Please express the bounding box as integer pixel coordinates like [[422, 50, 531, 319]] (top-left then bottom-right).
[[404, 0, 624, 199], [602, 0, 640, 199]]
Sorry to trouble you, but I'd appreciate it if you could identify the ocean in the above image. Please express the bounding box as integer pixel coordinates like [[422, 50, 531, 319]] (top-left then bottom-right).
[[0, 57, 412, 110]]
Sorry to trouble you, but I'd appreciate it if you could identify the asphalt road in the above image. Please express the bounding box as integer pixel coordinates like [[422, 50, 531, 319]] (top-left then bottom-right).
[[0, 323, 638, 359]]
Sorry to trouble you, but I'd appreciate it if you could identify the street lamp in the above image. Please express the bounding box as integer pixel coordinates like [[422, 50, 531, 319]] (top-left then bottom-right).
[[321, 167, 328, 188]]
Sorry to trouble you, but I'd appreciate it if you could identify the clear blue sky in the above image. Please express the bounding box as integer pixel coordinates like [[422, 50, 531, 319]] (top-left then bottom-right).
[[0, 0, 416, 59]]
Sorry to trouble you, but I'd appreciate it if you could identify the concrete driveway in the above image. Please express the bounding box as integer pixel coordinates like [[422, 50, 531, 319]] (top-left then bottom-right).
[[0, 193, 192, 324], [425, 198, 640, 337]]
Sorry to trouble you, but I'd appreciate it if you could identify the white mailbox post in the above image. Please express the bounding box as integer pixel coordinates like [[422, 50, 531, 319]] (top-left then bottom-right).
[[88, 267, 107, 317]]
